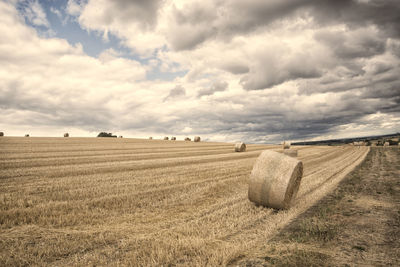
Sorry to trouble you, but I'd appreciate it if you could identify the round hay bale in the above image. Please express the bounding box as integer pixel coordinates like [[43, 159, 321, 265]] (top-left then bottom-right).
[[194, 136, 201, 142], [248, 150, 303, 209], [235, 142, 246, 152], [0, 132, 4, 137], [185, 137, 191, 141], [282, 141, 291, 149], [149, 137, 153, 140], [171, 137, 176, 140], [283, 149, 298, 157], [119, 136, 123, 138], [25, 134, 29, 137], [64, 133, 69, 137], [164, 137, 169, 140]]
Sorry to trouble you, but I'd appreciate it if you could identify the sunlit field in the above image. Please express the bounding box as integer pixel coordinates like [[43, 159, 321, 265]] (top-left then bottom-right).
[[0, 137, 369, 266]]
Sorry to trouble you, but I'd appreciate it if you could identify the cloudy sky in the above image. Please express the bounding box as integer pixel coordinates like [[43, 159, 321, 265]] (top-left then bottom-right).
[[1, 0, 399, 143]]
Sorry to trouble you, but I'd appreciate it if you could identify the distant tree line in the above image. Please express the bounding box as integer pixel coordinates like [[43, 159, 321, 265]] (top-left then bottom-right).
[[97, 132, 117, 138]]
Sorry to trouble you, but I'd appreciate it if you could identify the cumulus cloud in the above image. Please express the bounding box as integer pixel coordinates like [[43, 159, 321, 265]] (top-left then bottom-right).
[[66, 0, 84, 16], [198, 81, 228, 97]]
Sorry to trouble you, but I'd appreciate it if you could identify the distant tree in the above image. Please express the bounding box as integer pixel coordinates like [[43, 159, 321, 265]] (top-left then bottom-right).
[[97, 132, 117, 138]]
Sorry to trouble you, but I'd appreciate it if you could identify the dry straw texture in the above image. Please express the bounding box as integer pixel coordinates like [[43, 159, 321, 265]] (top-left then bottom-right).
[[248, 150, 303, 209], [64, 133, 69, 137], [0, 132, 3, 137], [283, 149, 298, 157], [164, 137, 169, 140], [235, 142, 246, 152], [171, 137, 176, 140], [194, 136, 201, 142], [282, 141, 291, 149]]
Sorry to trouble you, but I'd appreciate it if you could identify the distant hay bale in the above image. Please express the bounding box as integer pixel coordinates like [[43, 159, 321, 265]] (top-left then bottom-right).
[[282, 141, 291, 149], [248, 150, 303, 209], [119, 136, 123, 138], [234, 142, 246, 152], [64, 133, 69, 137], [149, 137, 153, 140], [171, 137, 176, 140], [0, 132, 3, 137], [283, 149, 298, 157], [194, 136, 201, 142], [25, 134, 29, 137], [184, 137, 191, 141], [164, 137, 169, 140]]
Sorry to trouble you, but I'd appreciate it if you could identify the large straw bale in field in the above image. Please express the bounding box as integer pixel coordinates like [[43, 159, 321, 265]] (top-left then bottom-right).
[[248, 150, 303, 209], [185, 137, 191, 141], [164, 137, 169, 140], [194, 136, 201, 142], [25, 134, 29, 137], [149, 137, 153, 140], [283, 149, 298, 157], [235, 142, 246, 152], [171, 137, 176, 140], [119, 136, 123, 138], [64, 133, 69, 137], [282, 141, 291, 149], [0, 132, 3, 137]]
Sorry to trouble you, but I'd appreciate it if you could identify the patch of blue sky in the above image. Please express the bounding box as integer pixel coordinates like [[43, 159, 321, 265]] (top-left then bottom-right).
[[16, 0, 187, 81]]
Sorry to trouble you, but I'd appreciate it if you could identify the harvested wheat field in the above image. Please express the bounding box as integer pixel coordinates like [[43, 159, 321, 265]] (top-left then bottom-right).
[[0, 137, 369, 266]]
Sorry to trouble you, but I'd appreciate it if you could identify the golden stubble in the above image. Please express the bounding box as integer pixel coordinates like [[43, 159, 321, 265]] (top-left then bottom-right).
[[0, 137, 369, 266]]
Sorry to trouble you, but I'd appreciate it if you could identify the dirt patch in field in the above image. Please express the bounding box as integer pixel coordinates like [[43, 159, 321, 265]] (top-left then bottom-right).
[[232, 147, 400, 266]]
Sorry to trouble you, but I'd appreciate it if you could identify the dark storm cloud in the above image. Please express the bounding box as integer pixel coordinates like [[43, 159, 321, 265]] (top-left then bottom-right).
[[88, 0, 162, 29], [240, 51, 323, 90], [220, 63, 249, 75], [315, 28, 386, 59], [170, 0, 400, 50], [197, 81, 228, 97]]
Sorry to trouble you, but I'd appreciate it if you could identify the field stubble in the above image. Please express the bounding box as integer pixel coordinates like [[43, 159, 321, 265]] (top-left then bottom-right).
[[0, 137, 369, 266]]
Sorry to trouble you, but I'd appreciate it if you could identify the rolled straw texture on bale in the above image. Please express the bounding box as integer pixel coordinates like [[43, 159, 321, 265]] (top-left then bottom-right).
[[248, 150, 303, 209], [283, 149, 298, 157], [194, 136, 201, 142], [64, 133, 69, 137], [171, 137, 176, 140], [0, 132, 3, 136], [164, 137, 169, 140], [235, 142, 246, 152], [282, 141, 291, 149]]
